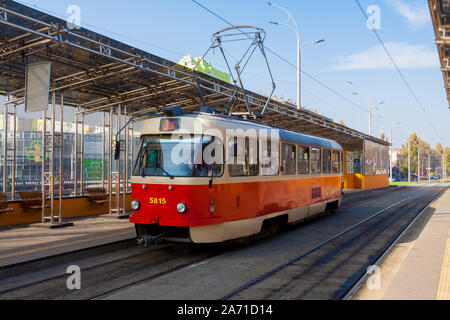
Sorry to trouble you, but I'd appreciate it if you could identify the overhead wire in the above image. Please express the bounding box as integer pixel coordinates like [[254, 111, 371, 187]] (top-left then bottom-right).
[[354, 0, 442, 142], [190, 0, 399, 132]]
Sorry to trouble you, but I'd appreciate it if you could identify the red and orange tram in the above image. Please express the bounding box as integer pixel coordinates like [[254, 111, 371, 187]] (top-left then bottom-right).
[[130, 112, 343, 245]]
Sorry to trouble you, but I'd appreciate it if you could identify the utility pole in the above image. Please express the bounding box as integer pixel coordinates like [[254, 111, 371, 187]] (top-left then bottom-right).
[[408, 142, 411, 183], [389, 124, 393, 182], [417, 143, 420, 182], [428, 153, 431, 183]]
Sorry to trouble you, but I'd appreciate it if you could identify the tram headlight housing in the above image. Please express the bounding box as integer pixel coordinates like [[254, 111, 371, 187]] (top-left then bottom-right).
[[177, 202, 187, 214], [131, 200, 141, 211], [209, 197, 215, 214]]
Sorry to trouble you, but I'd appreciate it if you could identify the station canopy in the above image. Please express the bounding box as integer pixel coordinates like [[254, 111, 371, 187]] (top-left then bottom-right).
[[429, 0, 450, 108], [0, 0, 390, 151]]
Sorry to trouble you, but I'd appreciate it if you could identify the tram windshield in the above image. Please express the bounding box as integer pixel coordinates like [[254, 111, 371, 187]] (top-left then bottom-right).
[[133, 135, 223, 178]]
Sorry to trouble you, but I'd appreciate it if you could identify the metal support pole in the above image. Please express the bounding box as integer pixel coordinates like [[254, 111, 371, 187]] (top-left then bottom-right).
[[123, 106, 128, 211], [59, 94, 64, 221], [108, 107, 113, 213], [3, 101, 7, 195], [297, 39, 301, 109], [80, 114, 85, 194], [116, 105, 121, 215], [389, 124, 392, 182], [102, 112, 106, 189], [429, 153, 431, 183], [418, 143, 420, 182], [408, 142, 411, 183], [74, 114, 78, 196], [12, 104, 16, 200], [43, 92, 57, 224], [41, 104, 47, 222]]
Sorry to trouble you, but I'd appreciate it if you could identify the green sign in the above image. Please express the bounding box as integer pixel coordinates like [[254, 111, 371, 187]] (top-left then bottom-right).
[[178, 55, 231, 83], [84, 160, 103, 180], [25, 140, 49, 163]]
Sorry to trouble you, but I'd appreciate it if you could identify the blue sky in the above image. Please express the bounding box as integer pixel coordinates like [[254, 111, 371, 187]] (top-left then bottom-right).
[[14, 0, 450, 148]]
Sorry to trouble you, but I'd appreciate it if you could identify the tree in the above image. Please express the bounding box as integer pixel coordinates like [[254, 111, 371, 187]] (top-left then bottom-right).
[[399, 133, 431, 179], [436, 142, 443, 155], [444, 148, 450, 178]]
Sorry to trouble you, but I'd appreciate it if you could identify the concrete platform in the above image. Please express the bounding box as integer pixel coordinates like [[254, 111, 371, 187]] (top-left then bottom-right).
[[0, 215, 136, 267], [354, 188, 450, 300]]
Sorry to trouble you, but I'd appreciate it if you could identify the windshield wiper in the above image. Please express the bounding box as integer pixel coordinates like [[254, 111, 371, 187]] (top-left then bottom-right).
[[156, 164, 174, 180]]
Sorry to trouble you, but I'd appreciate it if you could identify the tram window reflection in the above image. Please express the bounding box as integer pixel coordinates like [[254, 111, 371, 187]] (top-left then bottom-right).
[[281, 144, 296, 176], [311, 148, 321, 174], [323, 149, 332, 174], [228, 137, 259, 177], [332, 150, 341, 174], [298, 146, 310, 175], [133, 135, 223, 178]]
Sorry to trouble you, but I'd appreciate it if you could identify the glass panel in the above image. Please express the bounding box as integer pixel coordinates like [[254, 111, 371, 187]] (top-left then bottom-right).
[[332, 151, 341, 174], [134, 135, 223, 177], [298, 146, 310, 175], [364, 140, 390, 175], [229, 137, 259, 177], [281, 144, 296, 176], [311, 148, 322, 174], [323, 149, 332, 174], [261, 140, 279, 176]]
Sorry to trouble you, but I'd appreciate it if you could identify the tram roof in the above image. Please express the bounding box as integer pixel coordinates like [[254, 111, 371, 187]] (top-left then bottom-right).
[[429, 0, 450, 108], [0, 0, 390, 151]]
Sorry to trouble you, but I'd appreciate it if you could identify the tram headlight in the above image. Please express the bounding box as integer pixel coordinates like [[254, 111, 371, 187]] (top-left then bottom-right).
[[177, 202, 187, 214], [209, 197, 215, 214], [131, 200, 141, 211]]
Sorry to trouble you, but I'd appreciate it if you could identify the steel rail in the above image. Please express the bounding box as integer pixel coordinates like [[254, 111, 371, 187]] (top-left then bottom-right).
[[220, 185, 444, 300], [0, 238, 141, 295], [341, 184, 449, 300]]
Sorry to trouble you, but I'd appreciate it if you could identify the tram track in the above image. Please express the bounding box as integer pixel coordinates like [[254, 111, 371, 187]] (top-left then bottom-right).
[[0, 240, 231, 299], [221, 184, 448, 300], [0, 185, 438, 300]]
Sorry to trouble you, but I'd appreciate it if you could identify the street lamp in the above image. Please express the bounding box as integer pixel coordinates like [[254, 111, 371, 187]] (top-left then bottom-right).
[[348, 81, 383, 136], [268, 2, 324, 110]]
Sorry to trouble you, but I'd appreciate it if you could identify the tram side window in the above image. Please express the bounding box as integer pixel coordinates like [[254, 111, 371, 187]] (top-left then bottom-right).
[[323, 149, 332, 174], [261, 140, 280, 176], [281, 144, 296, 176], [298, 146, 310, 175], [228, 137, 259, 177], [332, 150, 341, 174], [311, 148, 321, 174]]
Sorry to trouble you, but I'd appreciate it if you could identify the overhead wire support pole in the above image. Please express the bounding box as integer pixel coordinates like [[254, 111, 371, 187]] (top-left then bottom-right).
[[267, 1, 301, 109], [408, 142, 411, 183], [108, 107, 113, 214], [418, 142, 420, 182], [59, 94, 64, 222], [12, 102, 16, 200], [3, 99, 7, 196], [41, 98, 47, 223]]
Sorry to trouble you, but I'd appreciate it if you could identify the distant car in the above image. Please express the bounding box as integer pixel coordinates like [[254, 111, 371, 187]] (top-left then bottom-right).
[[435, 175, 441, 180], [392, 178, 400, 183]]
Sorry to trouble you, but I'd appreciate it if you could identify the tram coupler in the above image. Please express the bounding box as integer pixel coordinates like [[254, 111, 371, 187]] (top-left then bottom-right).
[[137, 233, 168, 247]]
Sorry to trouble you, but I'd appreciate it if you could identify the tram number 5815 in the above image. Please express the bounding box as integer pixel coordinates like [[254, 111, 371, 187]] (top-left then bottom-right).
[[149, 197, 167, 205]]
